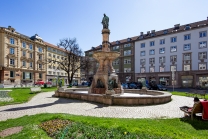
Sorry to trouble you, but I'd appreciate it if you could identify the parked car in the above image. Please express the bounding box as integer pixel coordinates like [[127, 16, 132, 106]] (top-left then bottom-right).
[[35, 81, 44, 85], [121, 83, 128, 89], [157, 84, 167, 91], [128, 83, 137, 89], [135, 82, 143, 89], [145, 84, 151, 90]]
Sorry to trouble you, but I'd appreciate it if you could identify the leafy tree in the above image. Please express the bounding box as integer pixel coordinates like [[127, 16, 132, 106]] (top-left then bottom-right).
[[48, 38, 91, 85]]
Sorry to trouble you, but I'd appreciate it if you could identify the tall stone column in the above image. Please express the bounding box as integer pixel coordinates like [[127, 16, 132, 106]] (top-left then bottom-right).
[[102, 29, 110, 52]]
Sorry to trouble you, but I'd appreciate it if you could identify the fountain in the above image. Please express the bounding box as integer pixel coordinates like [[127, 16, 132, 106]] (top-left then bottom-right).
[[88, 14, 123, 95], [53, 14, 172, 105]]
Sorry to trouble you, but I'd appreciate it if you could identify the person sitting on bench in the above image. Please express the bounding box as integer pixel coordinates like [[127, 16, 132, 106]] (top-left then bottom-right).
[[180, 97, 201, 117]]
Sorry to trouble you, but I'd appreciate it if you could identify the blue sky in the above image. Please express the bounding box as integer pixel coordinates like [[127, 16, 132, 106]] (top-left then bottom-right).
[[1, 0, 208, 52]]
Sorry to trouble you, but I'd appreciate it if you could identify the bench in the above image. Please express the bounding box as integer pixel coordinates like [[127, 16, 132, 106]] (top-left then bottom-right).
[[180, 102, 203, 120], [30, 87, 41, 93]]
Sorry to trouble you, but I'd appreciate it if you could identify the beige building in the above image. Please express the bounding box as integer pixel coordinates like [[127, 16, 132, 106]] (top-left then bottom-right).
[[0, 26, 46, 85], [45, 42, 81, 85]]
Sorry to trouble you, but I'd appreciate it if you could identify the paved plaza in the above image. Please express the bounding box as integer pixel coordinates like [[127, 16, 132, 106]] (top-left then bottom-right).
[[0, 91, 194, 121]]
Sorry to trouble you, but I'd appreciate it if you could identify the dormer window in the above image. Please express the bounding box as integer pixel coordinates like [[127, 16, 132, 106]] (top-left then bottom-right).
[[116, 41, 120, 44], [139, 35, 144, 39], [163, 30, 168, 34], [185, 24, 191, 30], [174, 24, 180, 30], [127, 38, 131, 42]]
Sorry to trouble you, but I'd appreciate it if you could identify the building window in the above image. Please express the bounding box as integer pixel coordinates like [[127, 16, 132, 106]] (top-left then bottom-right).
[[124, 43, 131, 48], [170, 55, 177, 62], [150, 41, 155, 46], [115, 69, 119, 73], [184, 44, 191, 51], [10, 71, 15, 77], [113, 59, 119, 65], [124, 59, 131, 64], [22, 51, 26, 57], [149, 58, 155, 64], [184, 34, 191, 40], [159, 48, 165, 54], [184, 53, 191, 60], [57, 56, 59, 59], [9, 48, 15, 54], [53, 55, 56, 58], [184, 65, 190, 71], [199, 63, 206, 70], [22, 61, 26, 67], [199, 41, 207, 48], [160, 39, 165, 45], [159, 66, 165, 72], [30, 62, 33, 67], [48, 53, 51, 57], [53, 72, 56, 75], [199, 31, 207, 38], [124, 68, 131, 73], [48, 65, 52, 69], [39, 64, 42, 69], [199, 52, 207, 59], [141, 43, 145, 48], [10, 59, 15, 65], [29, 53, 33, 58], [10, 38, 15, 44], [39, 55, 42, 60], [112, 46, 119, 50], [39, 73, 42, 79], [38, 47, 43, 52], [124, 50, 131, 56], [141, 67, 145, 73], [170, 46, 177, 52], [140, 51, 145, 56], [140, 59, 145, 65], [29, 44, 33, 50], [159, 57, 165, 63], [22, 42, 26, 48], [171, 37, 177, 43], [149, 49, 155, 55], [171, 65, 177, 71], [150, 67, 155, 72]]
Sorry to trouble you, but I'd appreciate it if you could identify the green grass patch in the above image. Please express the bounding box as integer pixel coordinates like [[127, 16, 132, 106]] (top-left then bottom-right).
[[0, 113, 207, 139], [0, 87, 57, 106], [170, 91, 208, 100]]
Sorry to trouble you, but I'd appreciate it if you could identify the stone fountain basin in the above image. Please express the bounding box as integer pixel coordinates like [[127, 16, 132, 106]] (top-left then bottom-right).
[[93, 51, 120, 60], [54, 88, 172, 106]]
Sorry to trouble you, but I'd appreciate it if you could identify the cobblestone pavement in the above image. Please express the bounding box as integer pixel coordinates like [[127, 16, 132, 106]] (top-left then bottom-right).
[[0, 91, 194, 121]]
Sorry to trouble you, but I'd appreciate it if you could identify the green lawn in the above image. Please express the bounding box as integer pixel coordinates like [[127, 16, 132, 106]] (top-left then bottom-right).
[[0, 87, 57, 106], [0, 113, 207, 139]]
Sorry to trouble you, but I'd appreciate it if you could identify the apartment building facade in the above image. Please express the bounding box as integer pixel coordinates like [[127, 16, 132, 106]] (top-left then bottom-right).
[[0, 26, 81, 85], [85, 17, 208, 88], [85, 37, 137, 83], [0, 26, 46, 85], [135, 19, 208, 88]]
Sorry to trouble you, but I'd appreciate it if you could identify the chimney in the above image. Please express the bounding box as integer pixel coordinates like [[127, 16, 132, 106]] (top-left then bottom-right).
[[147, 31, 150, 34], [174, 24, 180, 28], [151, 30, 155, 33], [140, 32, 143, 35]]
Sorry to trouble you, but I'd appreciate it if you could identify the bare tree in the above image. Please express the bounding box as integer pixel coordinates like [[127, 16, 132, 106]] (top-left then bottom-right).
[[48, 38, 92, 86]]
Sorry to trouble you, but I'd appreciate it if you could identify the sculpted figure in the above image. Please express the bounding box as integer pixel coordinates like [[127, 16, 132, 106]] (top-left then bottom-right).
[[101, 14, 109, 29]]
